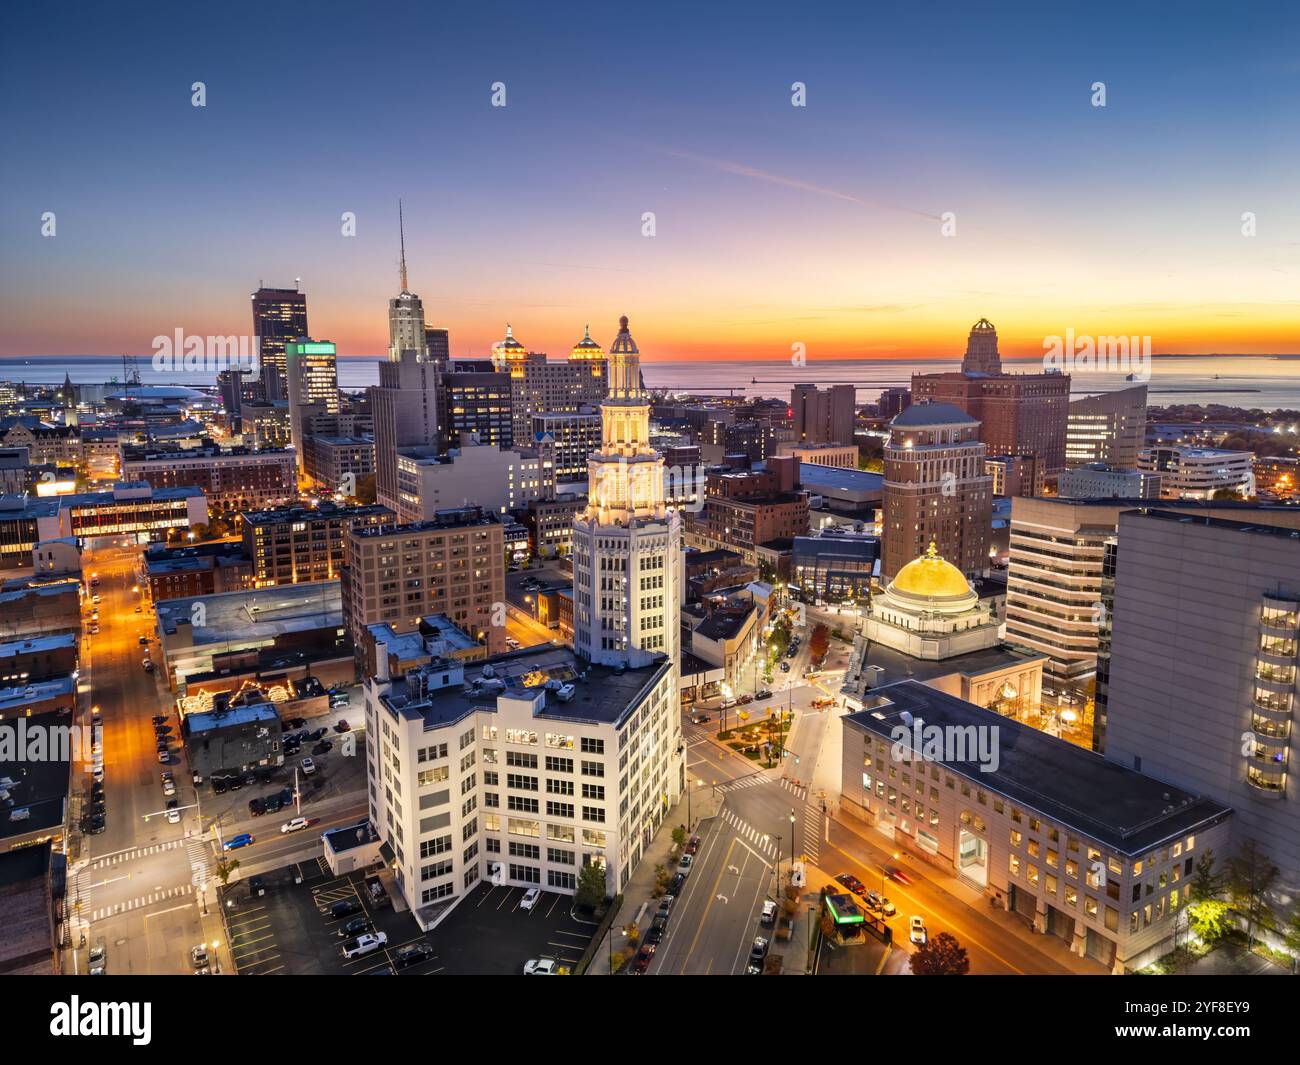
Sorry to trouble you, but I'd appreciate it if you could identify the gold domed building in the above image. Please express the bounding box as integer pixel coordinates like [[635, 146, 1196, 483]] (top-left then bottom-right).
[[864, 543, 1001, 659]]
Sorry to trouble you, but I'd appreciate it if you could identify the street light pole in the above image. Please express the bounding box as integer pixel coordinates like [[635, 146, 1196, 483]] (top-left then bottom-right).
[[789, 809, 796, 867]]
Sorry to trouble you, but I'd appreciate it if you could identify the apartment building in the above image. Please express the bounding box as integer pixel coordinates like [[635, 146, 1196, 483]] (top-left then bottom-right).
[[362, 627, 681, 926], [341, 507, 506, 656], [240, 502, 393, 587], [841, 680, 1233, 972]]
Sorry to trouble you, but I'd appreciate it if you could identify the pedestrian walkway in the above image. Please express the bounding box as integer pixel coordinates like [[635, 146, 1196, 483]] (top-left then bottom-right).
[[91, 884, 193, 921], [719, 808, 780, 859], [90, 838, 187, 869]]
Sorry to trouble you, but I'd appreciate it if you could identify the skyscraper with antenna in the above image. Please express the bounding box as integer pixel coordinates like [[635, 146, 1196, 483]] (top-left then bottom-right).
[[372, 202, 439, 511], [387, 199, 428, 362]]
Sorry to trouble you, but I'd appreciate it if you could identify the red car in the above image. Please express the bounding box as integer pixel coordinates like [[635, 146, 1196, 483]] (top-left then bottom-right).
[[685, 835, 701, 855], [888, 867, 914, 886], [334, 720, 352, 733], [631, 943, 656, 974]]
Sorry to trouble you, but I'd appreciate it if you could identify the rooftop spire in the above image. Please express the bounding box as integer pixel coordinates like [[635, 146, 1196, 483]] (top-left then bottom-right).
[[398, 199, 409, 293]]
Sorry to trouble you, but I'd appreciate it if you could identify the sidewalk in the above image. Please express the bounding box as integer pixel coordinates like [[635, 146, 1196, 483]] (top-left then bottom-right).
[[585, 784, 726, 974]]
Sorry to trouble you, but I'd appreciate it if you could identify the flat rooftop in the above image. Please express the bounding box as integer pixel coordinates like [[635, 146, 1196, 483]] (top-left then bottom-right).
[[0, 711, 71, 842], [851, 641, 1043, 689], [185, 700, 279, 734], [0, 675, 75, 713], [156, 581, 342, 646], [0, 632, 78, 659], [382, 643, 671, 731], [845, 680, 1231, 857]]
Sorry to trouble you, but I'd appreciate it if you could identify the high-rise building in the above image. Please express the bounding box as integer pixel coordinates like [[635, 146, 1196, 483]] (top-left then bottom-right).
[[490, 324, 608, 441], [285, 338, 339, 475], [424, 326, 450, 365], [1007, 498, 1300, 705], [439, 362, 514, 452], [878, 387, 911, 419], [881, 402, 992, 579], [1101, 509, 1300, 901], [912, 320, 1070, 496], [572, 316, 681, 669], [250, 285, 308, 402], [1066, 385, 1147, 469], [961, 317, 1002, 373], [791, 383, 855, 446], [371, 212, 441, 512]]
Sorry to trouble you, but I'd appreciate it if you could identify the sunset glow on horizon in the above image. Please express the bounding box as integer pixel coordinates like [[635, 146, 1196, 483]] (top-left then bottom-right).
[[2, 1, 1297, 362]]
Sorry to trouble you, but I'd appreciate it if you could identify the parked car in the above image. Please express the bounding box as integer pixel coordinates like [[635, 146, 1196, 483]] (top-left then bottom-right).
[[645, 921, 666, 945], [909, 916, 928, 946], [309, 728, 328, 741], [523, 958, 557, 975], [329, 898, 363, 919], [835, 873, 867, 897], [284, 717, 306, 729], [312, 740, 333, 755], [212, 779, 227, 795], [676, 854, 694, 875], [157, 751, 169, 764], [92, 764, 105, 781], [138, 635, 148, 646], [248, 798, 266, 817], [190, 944, 208, 968], [631, 943, 656, 974], [779, 662, 790, 673], [656, 895, 674, 919], [340, 932, 387, 960], [760, 900, 778, 927], [337, 915, 374, 938], [519, 887, 541, 911], [667, 873, 686, 896], [162, 781, 176, 797], [89, 624, 100, 635], [333, 720, 351, 733], [223, 833, 254, 851], [152, 715, 168, 725], [277, 787, 293, 807], [395, 942, 434, 968], [755, 689, 773, 700], [685, 835, 701, 855], [142, 658, 153, 672], [86, 815, 106, 834], [300, 757, 316, 775], [263, 795, 282, 813], [166, 808, 180, 824], [746, 936, 769, 973]]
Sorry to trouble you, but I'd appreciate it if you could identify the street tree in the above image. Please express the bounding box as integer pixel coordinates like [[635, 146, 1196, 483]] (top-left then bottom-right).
[[1227, 838, 1280, 949], [910, 932, 970, 975], [574, 862, 608, 911]]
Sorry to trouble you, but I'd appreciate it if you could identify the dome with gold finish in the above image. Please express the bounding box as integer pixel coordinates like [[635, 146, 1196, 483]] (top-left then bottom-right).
[[570, 323, 604, 360], [884, 542, 978, 613]]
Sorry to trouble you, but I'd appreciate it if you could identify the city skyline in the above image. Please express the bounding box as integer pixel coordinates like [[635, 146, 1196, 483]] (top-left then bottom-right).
[[2, 1, 1298, 361]]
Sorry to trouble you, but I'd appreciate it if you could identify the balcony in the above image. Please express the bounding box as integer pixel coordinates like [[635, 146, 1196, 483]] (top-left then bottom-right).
[[1246, 764, 1286, 795]]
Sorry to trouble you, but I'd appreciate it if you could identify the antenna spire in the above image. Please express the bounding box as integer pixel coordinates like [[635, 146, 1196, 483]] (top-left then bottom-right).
[[398, 199, 409, 293]]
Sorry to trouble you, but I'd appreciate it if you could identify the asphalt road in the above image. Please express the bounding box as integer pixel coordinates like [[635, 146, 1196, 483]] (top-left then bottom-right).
[[67, 541, 370, 975]]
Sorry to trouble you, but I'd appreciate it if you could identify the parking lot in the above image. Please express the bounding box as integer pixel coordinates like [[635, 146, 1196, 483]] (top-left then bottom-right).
[[430, 882, 596, 974], [222, 867, 595, 975], [223, 862, 443, 976]]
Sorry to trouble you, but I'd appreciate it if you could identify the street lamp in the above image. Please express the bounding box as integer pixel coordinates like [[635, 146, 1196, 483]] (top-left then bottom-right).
[[605, 923, 627, 974], [789, 809, 796, 867]]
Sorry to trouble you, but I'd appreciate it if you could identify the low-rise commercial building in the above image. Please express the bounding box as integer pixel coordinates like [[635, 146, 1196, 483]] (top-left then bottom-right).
[[1058, 465, 1160, 500], [1138, 445, 1255, 500], [123, 441, 296, 513], [840, 680, 1233, 972]]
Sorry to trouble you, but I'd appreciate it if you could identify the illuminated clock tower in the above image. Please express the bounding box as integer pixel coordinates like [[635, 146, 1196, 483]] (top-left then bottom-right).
[[572, 316, 680, 669]]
